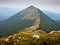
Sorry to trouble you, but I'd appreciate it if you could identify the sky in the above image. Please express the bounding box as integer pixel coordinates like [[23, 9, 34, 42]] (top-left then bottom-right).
[[0, 0, 60, 14]]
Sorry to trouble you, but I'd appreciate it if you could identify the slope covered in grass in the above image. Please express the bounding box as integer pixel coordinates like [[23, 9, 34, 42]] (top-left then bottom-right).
[[0, 6, 60, 37], [0, 28, 60, 45]]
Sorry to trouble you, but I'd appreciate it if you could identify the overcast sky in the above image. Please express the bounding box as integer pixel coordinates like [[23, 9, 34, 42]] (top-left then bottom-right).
[[0, 0, 60, 13]]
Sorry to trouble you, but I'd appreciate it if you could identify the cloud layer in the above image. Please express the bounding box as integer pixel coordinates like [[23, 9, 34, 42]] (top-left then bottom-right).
[[0, 0, 60, 13]]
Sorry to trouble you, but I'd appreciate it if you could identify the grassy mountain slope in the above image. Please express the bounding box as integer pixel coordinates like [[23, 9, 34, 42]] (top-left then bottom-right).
[[42, 10, 60, 20], [0, 6, 40, 37], [55, 20, 60, 26], [0, 6, 60, 37], [37, 10, 60, 32], [0, 28, 60, 45]]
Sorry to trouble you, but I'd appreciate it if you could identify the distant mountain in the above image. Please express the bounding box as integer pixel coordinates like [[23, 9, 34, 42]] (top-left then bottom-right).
[[42, 10, 60, 25], [0, 7, 20, 21], [42, 10, 60, 20], [0, 6, 60, 37], [0, 16, 9, 21]]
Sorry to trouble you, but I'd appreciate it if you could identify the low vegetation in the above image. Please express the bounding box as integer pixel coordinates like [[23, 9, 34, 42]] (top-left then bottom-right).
[[0, 29, 60, 45]]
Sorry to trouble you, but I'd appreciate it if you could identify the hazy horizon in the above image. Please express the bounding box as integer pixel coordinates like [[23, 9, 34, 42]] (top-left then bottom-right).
[[0, 0, 60, 14]]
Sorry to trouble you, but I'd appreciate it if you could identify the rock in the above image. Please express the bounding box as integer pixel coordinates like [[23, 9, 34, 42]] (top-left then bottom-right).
[[33, 34, 39, 39], [5, 39, 9, 42]]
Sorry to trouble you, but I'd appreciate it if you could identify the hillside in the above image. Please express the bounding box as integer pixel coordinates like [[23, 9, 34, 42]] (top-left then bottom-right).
[[42, 10, 60, 20], [37, 9, 60, 32], [55, 20, 60, 25], [0, 6, 60, 37], [0, 28, 60, 45], [42, 10, 60, 26]]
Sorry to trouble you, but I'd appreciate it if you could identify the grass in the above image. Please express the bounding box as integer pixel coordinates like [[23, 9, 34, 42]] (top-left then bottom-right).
[[0, 29, 60, 45]]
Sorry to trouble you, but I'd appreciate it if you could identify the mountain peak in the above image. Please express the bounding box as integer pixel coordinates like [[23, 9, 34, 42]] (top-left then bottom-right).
[[27, 6, 38, 9], [29, 6, 36, 8], [0, 5, 60, 37]]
